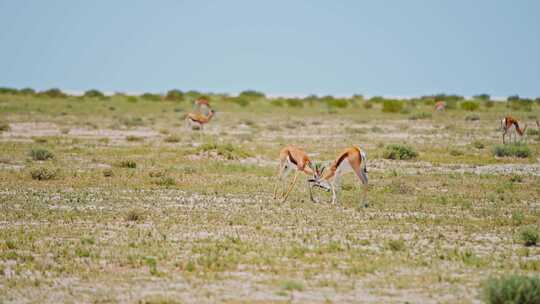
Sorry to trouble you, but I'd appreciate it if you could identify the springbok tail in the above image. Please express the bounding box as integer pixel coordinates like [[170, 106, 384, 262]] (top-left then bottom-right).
[[354, 148, 368, 185]]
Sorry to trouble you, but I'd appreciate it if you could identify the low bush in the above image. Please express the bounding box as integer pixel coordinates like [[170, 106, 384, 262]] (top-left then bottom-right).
[[472, 140, 485, 149], [19, 88, 35, 95], [484, 100, 495, 108], [141, 93, 161, 101], [286, 98, 303, 108], [239, 90, 265, 99], [30, 167, 57, 180], [126, 96, 138, 103], [270, 99, 284, 107], [325, 98, 349, 109], [125, 209, 145, 222], [83, 89, 105, 99], [126, 135, 144, 142], [165, 89, 184, 101], [483, 275, 540, 304], [29, 148, 54, 161], [228, 97, 250, 107], [382, 100, 404, 113], [460, 101, 480, 111], [383, 144, 418, 160], [0, 87, 18, 95], [519, 226, 539, 247], [386, 239, 406, 252], [492, 144, 531, 158], [164, 135, 181, 143], [39, 88, 67, 98]]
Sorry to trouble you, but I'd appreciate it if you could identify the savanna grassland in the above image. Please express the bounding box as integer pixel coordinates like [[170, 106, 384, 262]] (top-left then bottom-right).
[[0, 90, 539, 304]]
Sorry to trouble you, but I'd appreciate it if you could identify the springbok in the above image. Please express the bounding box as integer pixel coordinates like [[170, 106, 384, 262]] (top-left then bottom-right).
[[273, 146, 323, 203], [434, 101, 446, 112], [194, 97, 211, 113], [186, 108, 215, 131], [309, 146, 368, 206], [501, 116, 527, 144]]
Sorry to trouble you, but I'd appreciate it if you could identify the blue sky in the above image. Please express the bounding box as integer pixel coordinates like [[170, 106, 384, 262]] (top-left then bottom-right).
[[1, 1, 539, 97]]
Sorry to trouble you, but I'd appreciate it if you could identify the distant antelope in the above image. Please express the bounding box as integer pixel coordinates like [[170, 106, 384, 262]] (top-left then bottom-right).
[[273, 146, 323, 203], [309, 146, 368, 206], [434, 101, 446, 112], [186, 108, 215, 130], [501, 115, 527, 144]]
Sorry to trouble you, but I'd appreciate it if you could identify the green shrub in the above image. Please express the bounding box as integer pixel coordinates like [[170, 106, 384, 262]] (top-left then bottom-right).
[[270, 99, 284, 107], [381, 100, 404, 113], [39, 88, 67, 98], [460, 101, 480, 111], [239, 90, 265, 99], [0, 87, 18, 95], [141, 93, 161, 101], [508, 98, 533, 111], [29, 148, 54, 161], [449, 149, 464, 156], [483, 275, 540, 304], [325, 98, 349, 109], [19, 88, 35, 95], [126, 96, 138, 103], [126, 135, 144, 142], [285, 98, 303, 108], [280, 280, 304, 292], [165, 89, 184, 101], [228, 97, 250, 107], [30, 167, 57, 180], [383, 144, 418, 160], [83, 89, 105, 99], [484, 100, 495, 108], [492, 144, 531, 158], [473, 94, 490, 101], [118, 160, 137, 168], [153, 176, 176, 187], [519, 226, 539, 247]]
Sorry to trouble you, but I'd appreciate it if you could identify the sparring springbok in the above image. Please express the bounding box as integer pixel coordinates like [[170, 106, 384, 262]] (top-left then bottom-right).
[[501, 115, 527, 144], [194, 97, 211, 113], [186, 108, 215, 130], [273, 146, 323, 203], [308, 146, 368, 206]]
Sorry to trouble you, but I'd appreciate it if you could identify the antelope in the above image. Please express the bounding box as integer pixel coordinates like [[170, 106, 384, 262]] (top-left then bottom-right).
[[272, 146, 323, 203], [308, 146, 368, 206], [434, 101, 446, 112], [186, 108, 215, 130], [501, 115, 527, 144], [194, 97, 211, 113]]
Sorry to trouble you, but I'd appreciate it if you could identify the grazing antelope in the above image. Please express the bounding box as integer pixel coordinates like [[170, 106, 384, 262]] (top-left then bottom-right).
[[273, 146, 323, 203], [194, 97, 211, 114], [309, 146, 368, 206], [434, 101, 446, 112], [501, 115, 527, 144], [186, 108, 215, 130]]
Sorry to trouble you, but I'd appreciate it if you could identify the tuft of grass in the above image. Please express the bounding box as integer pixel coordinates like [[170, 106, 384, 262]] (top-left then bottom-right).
[[164, 135, 181, 143], [449, 149, 464, 156], [0, 122, 10, 132], [482, 275, 540, 304], [29, 148, 54, 161], [408, 112, 432, 120], [103, 169, 114, 177], [519, 226, 538, 247], [472, 140, 485, 149], [386, 239, 406, 252], [125, 209, 145, 222], [117, 160, 137, 168], [153, 176, 176, 187], [383, 144, 418, 160], [30, 167, 57, 180], [126, 135, 144, 142], [465, 114, 480, 121], [492, 144, 531, 158], [198, 142, 252, 160], [280, 280, 305, 292]]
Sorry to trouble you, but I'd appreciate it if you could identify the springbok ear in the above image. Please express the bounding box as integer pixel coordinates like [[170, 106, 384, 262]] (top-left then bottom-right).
[[320, 166, 326, 175]]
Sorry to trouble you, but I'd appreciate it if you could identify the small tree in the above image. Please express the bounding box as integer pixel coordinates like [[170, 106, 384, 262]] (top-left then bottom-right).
[[84, 89, 105, 99], [165, 89, 184, 101]]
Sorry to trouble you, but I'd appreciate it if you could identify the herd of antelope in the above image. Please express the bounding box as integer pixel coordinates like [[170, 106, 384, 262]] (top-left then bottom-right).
[[185, 98, 536, 206]]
